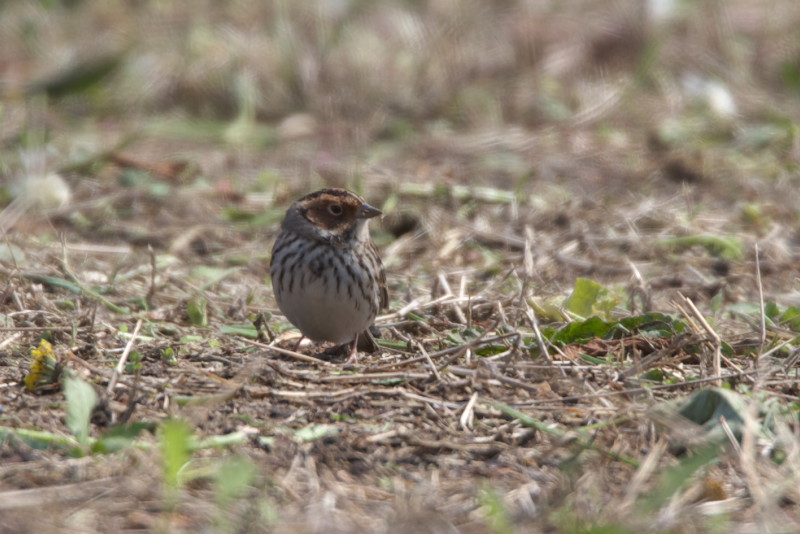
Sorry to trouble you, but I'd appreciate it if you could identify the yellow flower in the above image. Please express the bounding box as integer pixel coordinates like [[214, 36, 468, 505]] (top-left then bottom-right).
[[24, 339, 61, 392]]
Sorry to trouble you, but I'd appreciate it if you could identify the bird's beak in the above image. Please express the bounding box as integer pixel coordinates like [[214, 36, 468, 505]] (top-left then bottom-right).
[[359, 203, 382, 219]]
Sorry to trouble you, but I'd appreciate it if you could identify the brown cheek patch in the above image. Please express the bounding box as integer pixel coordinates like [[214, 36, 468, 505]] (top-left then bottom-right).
[[304, 208, 338, 230], [304, 196, 361, 231]]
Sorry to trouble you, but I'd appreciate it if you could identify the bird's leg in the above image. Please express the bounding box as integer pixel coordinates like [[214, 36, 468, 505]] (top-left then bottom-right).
[[292, 335, 307, 352], [345, 334, 360, 363]]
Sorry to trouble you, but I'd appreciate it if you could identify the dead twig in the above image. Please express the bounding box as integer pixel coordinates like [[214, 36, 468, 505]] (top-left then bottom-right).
[[240, 337, 332, 365], [674, 293, 722, 385], [107, 318, 143, 393]]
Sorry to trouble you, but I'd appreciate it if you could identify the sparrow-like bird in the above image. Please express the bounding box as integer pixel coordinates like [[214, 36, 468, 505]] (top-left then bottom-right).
[[270, 188, 387, 360]]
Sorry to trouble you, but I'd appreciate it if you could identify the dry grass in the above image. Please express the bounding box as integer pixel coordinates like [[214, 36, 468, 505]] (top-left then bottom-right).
[[2, 1, 800, 532]]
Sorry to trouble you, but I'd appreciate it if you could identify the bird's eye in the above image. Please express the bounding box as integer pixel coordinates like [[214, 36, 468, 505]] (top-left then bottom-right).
[[328, 204, 343, 216]]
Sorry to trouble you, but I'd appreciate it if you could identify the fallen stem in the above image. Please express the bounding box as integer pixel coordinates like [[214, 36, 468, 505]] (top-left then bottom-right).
[[493, 402, 640, 467]]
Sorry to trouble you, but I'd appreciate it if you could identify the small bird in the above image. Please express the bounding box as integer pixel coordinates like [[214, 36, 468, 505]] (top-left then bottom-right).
[[270, 188, 388, 361]]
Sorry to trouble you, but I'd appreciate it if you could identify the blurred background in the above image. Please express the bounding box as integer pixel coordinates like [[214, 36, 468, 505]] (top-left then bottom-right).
[[3, 0, 799, 201]]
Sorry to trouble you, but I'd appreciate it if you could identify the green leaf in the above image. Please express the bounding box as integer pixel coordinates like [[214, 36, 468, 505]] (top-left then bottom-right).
[[215, 456, 256, 508], [193, 431, 250, 450], [781, 60, 800, 95], [0, 426, 79, 451], [160, 347, 178, 365], [125, 350, 143, 374], [220, 324, 259, 338], [727, 302, 761, 316], [651, 388, 757, 457], [677, 388, 749, 439], [615, 312, 687, 337], [641, 369, 666, 382], [22, 273, 130, 314], [160, 419, 193, 491], [563, 278, 620, 321], [221, 206, 258, 223], [764, 301, 781, 319], [27, 52, 125, 99], [293, 424, 339, 443], [475, 344, 510, 356], [405, 312, 427, 323], [528, 295, 566, 322], [187, 296, 208, 327], [445, 330, 466, 345], [730, 302, 800, 333], [578, 353, 608, 365], [778, 305, 800, 332], [63, 373, 98, 448], [93, 422, 155, 454], [544, 316, 612, 345], [542, 312, 686, 347], [659, 234, 744, 260], [191, 266, 239, 289], [23, 273, 82, 294], [376, 339, 408, 351]]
